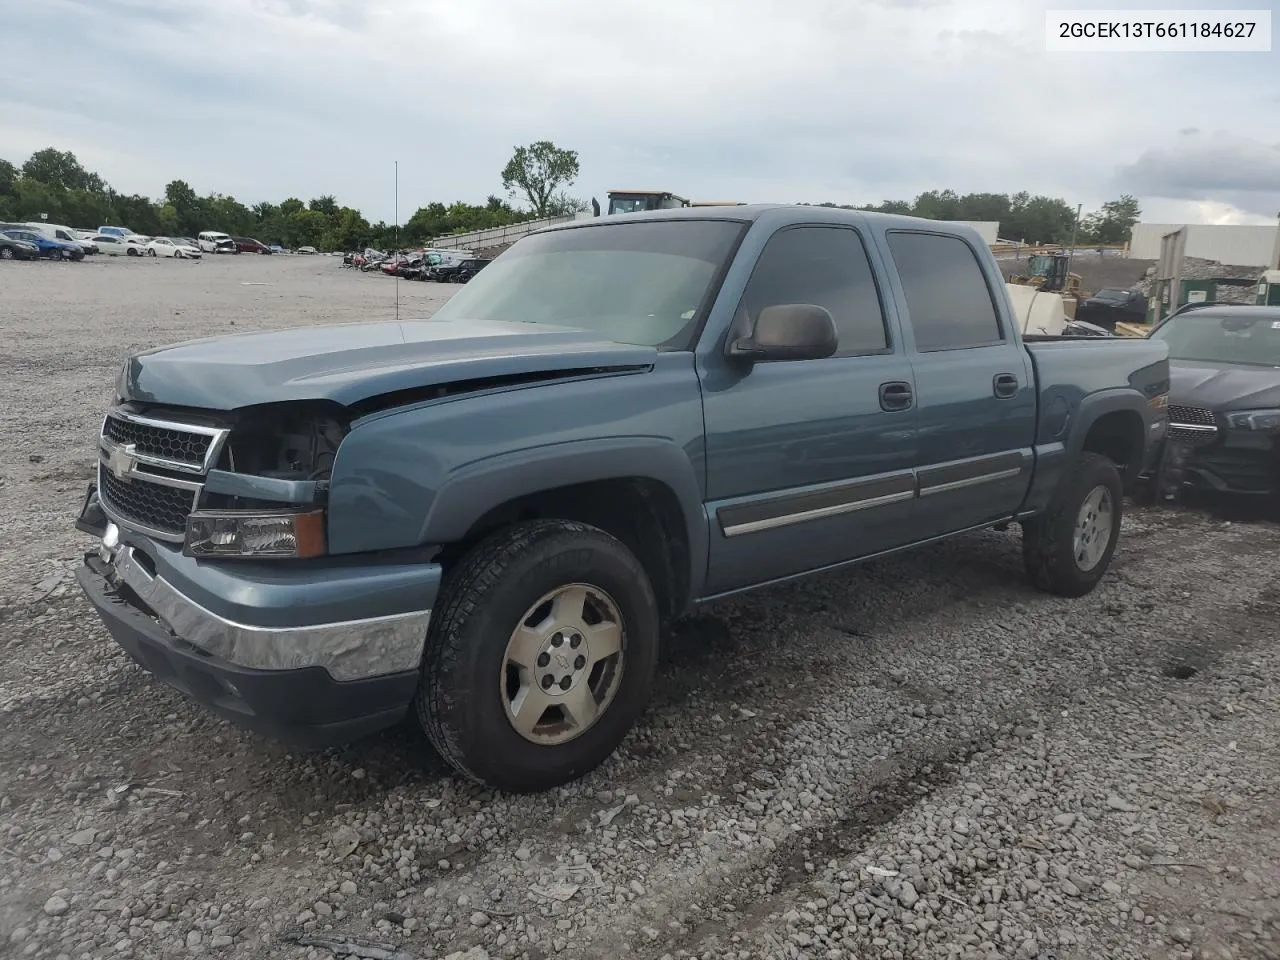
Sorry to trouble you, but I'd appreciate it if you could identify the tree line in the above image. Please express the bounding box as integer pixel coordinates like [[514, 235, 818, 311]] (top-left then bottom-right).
[[1, 144, 1141, 253], [811, 190, 1142, 246], [0, 144, 584, 252]]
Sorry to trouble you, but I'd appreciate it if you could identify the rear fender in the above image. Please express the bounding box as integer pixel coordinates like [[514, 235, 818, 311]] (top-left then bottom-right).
[[1022, 388, 1148, 514]]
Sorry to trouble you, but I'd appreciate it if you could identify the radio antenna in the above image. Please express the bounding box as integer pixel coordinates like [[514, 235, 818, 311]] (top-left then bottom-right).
[[394, 160, 400, 322]]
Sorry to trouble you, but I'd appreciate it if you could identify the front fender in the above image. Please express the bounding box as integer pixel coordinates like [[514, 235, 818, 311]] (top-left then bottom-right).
[[325, 355, 709, 586], [424, 436, 706, 566]]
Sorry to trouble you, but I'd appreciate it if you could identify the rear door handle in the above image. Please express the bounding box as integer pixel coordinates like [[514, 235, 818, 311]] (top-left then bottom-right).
[[879, 381, 913, 412], [993, 373, 1019, 399]]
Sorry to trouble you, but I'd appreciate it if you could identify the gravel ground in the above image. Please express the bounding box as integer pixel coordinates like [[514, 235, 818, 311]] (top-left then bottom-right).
[[2, 254, 1278, 960]]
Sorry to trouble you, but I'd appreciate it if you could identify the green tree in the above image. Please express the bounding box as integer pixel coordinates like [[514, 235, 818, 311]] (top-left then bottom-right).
[[22, 148, 103, 193], [309, 195, 339, 217], [1080, 195, 1142, 245], [501, 141, 580, 218], [0, 158, 16, 196]]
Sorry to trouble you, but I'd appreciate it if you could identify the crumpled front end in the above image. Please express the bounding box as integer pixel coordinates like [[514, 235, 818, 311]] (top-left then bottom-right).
[[76, 401, 442, 746]]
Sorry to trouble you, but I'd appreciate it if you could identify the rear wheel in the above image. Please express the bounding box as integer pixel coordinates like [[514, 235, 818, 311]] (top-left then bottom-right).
[[126, 247, 139, 257], [415, 520, 660, 793], [0, 247, 14, 260], [147, 248, 157, 257], [1021, 452, 1123, 597]]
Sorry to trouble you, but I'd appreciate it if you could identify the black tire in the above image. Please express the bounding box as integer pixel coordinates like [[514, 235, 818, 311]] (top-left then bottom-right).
[[415, 519, 660, 793], [1021, 452, 1123, 597], [147, 248, 157, 257], [127, 247, 139, 257]]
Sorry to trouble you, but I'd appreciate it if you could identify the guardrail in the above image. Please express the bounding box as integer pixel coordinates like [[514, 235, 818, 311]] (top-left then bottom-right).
[[428, 214, 577, 251]]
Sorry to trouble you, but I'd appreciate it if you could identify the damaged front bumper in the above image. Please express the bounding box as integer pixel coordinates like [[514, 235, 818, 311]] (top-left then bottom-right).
[[75, 489, 441, 747]]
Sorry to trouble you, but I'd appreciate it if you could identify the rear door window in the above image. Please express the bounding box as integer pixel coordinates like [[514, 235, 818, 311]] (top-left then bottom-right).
[[887, 231, 1004, 352]]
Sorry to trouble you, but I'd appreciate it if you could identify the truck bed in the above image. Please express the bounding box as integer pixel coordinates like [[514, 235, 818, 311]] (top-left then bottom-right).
[[1024, 335, 1168, 420]]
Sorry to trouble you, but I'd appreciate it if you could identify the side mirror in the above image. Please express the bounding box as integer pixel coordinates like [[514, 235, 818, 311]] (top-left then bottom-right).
[[728, 304, 838, 362]]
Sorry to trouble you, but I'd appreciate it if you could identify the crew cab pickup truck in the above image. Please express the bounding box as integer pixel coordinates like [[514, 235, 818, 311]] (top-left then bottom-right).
[[76, 206, 1171, 793]]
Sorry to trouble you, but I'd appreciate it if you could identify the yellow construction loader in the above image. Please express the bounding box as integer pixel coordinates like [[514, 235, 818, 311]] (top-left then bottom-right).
[[604, 190, 743, 216], [1009, 253, 1082, 299]]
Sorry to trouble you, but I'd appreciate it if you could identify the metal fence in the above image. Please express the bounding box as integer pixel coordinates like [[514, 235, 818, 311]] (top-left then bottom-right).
[[428, 214, 577, 251]]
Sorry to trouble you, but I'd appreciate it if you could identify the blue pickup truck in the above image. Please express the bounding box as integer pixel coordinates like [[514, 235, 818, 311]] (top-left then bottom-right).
[[76, 206, 1170, 792]]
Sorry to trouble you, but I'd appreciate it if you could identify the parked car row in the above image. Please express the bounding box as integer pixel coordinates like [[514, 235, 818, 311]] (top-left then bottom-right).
[[0, 220, 298, 263], [342, 247, 492, 283]]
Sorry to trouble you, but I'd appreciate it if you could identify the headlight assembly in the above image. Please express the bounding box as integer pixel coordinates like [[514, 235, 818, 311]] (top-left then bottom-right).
[[1225, 409, 1280, 432], [184, 509, 327, 559]]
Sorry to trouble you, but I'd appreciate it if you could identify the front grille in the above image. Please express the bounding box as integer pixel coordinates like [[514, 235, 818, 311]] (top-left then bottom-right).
[[99, 464, 195, 538], [104, 413, 213, 469], [1168, 425, 1218, 448], [1169, 404, 1216, 428]]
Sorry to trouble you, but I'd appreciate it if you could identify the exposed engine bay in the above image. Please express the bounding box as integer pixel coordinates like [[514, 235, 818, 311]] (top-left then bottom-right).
[[221, 404, 348, 482]]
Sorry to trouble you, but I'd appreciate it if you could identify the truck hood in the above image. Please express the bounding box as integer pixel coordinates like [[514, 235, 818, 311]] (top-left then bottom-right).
[[1170, 359, 1280, 412], [120, 318, 658, 411]]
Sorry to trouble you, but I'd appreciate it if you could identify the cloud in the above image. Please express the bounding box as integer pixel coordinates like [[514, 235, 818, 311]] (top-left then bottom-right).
[[1, 0, 1277, 226], [1117, 131, 1280, 218]]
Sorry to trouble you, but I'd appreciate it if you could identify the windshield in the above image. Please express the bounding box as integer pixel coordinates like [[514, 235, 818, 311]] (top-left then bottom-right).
[[1151, 313, 1280, 367], [1094, 288, 1128, 301], [429, 219, 743, 349], [609, 198, 655, 215]]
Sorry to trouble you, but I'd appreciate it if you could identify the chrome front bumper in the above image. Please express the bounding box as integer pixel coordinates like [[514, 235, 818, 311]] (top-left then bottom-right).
[[96, 524, 432, 682]]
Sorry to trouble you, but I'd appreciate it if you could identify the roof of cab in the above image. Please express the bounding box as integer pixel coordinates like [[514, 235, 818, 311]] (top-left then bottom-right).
[[535, 203, 986, 238]]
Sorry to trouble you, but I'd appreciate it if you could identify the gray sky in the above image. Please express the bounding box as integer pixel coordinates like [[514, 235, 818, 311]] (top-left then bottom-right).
[[3, 0, 1277, 226]]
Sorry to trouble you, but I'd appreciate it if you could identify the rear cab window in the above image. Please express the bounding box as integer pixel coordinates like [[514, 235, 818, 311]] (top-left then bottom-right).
[[886, 231, 1004, 352]]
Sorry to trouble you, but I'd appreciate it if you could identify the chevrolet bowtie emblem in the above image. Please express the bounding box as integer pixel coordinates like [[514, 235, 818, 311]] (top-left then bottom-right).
[[103, 441, 138, 482]]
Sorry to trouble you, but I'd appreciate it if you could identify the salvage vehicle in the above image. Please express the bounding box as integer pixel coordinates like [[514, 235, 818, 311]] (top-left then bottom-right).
[[0, 227, 84, 260], [147, 237, 203, 259], [23, 222, 98, 255], [232, 236, 273, 254], [428, 257, 492, 283], [0, 232, 41, 260], [75, 206, 1170, 793], [94, 234, 148, 257], [198, 231, 240, 254], [1075, 288, 1148, 332], [1146, 304, 1280, 499]]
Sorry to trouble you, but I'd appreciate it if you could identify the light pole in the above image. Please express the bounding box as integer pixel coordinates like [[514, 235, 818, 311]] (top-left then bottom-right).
[[1065, 202, 1082, 278]]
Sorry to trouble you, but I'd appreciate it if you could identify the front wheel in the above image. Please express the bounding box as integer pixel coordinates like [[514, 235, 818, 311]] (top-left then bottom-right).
[[126, 247, 139, 257], [415, 519, 659, 793], [1021, 452, 1123, 597], [148, 248, 157, 257]]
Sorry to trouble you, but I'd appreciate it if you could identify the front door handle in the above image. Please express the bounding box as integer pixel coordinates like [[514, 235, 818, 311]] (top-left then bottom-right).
[[993, 373, 1019, 399], [879, 381, 913, 412]]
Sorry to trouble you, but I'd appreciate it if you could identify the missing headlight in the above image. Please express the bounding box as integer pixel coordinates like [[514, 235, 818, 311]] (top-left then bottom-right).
[[219, 402, 349, 482]]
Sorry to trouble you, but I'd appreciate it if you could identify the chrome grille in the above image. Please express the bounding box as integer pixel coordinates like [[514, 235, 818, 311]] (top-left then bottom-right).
[[98, 464, 196, 538], [1168, 404, 1216, 428], [103, 411, 220, 471], [97, 409, 228, 541], [1167, 425, 1218, 448]]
